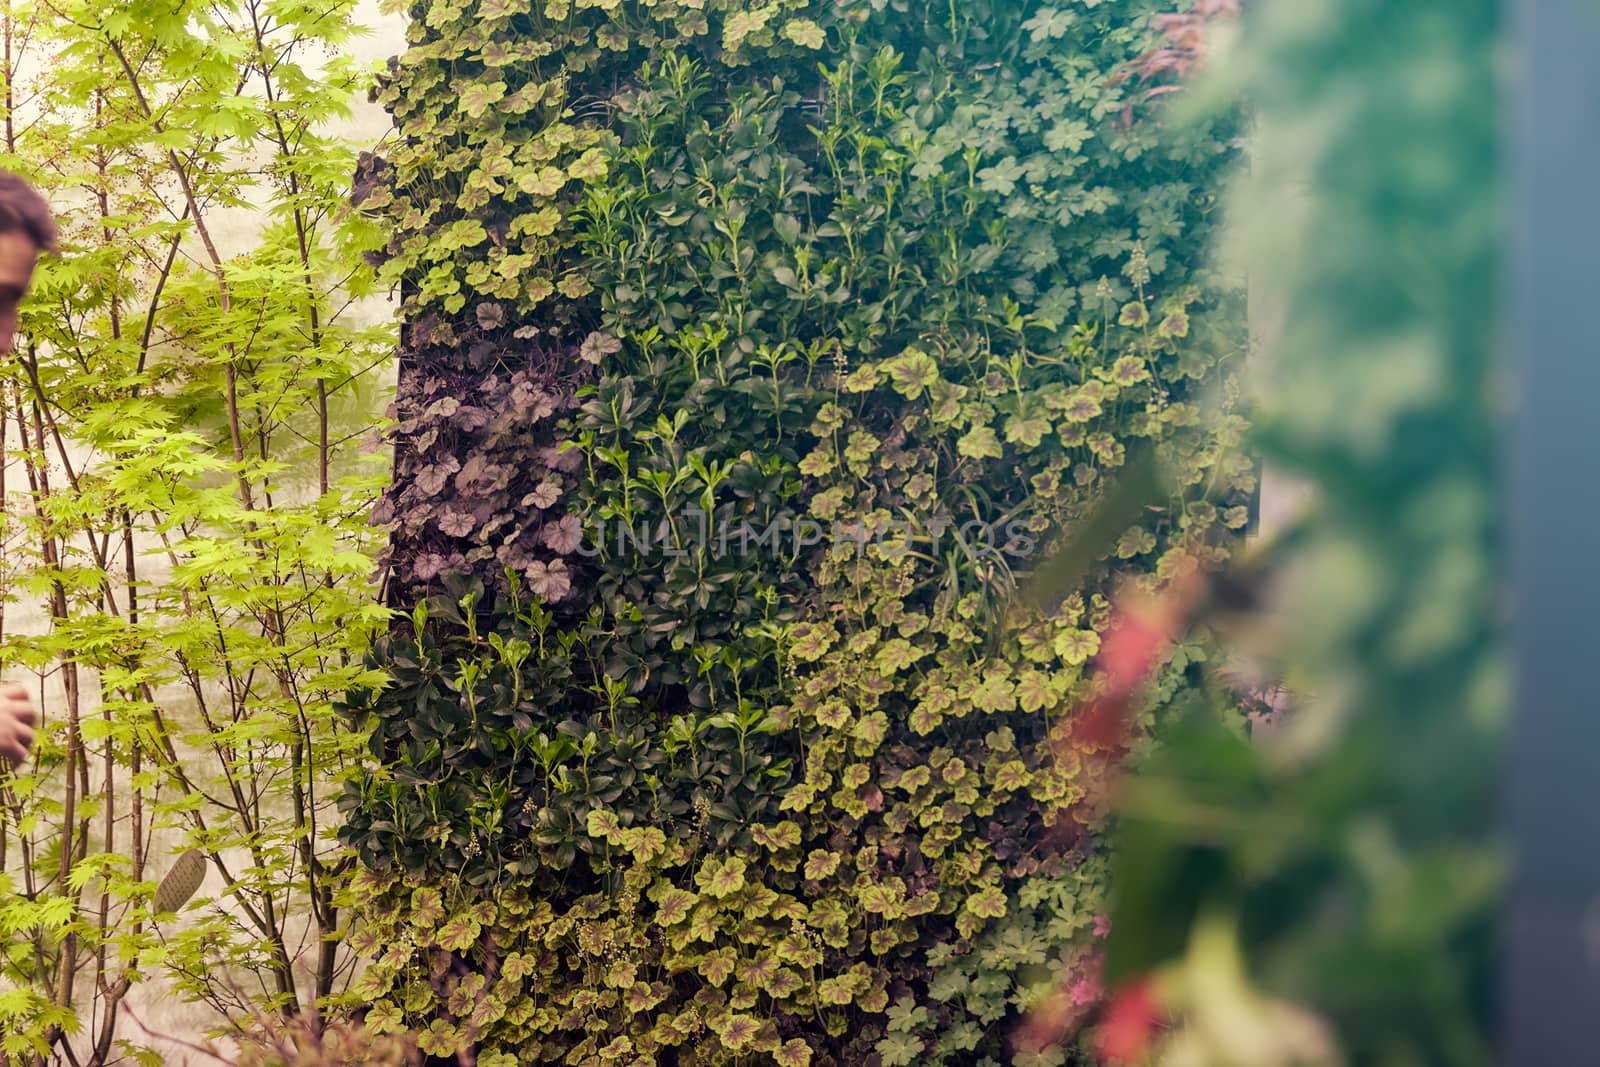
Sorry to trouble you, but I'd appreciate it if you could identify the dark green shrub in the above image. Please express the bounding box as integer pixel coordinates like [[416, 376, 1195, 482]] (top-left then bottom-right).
[[340, 0, 1245, 1062]]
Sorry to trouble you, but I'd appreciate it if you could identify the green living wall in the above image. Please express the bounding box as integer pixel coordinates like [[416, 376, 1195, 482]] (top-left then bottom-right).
[[338, 0, 1246, 1062]]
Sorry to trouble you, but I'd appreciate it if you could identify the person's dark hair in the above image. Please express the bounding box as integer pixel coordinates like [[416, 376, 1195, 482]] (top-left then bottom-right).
[[0, 171, 55, 255]]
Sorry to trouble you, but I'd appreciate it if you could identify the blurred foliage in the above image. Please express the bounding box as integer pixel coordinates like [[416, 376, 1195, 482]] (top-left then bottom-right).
[[1103, 0, 1503, 1063], [227, 1012, 419, 1067], [340, 0, 1249, 1062]]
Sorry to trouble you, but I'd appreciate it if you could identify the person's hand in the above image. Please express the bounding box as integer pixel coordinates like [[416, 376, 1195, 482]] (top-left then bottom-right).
[[0, 682, 37, 766]]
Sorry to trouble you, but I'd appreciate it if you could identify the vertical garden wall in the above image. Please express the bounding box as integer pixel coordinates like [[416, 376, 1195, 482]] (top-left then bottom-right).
[[339, 0, 1247, 1062]]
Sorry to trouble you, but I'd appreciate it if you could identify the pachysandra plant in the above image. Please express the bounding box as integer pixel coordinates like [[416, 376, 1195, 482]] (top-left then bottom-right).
[[340, 0, 1247, 1063]]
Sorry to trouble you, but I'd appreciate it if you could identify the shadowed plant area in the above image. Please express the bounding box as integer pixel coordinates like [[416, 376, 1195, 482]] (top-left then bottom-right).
[[336, 0, 1248, 1063]]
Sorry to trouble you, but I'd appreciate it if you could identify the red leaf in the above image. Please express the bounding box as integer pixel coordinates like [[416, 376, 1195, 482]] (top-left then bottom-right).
[[1096, 977, 1162, 1064]]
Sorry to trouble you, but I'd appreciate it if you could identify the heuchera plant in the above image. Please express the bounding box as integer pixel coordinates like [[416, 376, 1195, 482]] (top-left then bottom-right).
[[339, 0, 1246, 1063]]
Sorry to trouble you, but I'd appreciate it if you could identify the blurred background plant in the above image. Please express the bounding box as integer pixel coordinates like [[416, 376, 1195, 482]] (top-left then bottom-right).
[[225, 1008, 419, 1067], [116, 1001, 420, 1067]]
